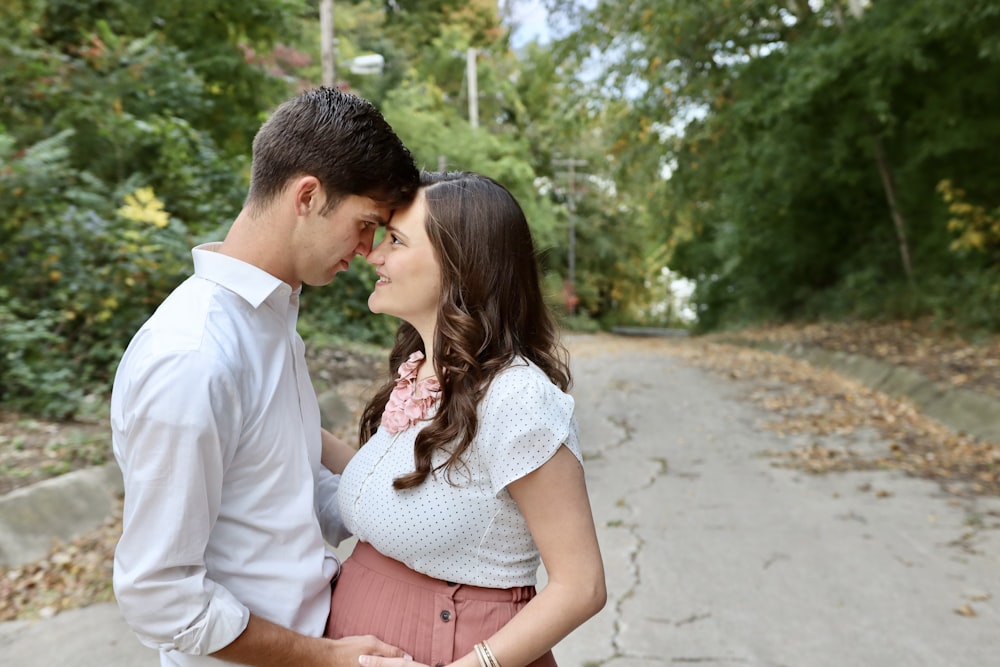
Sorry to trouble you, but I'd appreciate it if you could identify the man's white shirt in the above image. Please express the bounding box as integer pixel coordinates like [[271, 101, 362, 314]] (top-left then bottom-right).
[[110, 243, 346, 666]]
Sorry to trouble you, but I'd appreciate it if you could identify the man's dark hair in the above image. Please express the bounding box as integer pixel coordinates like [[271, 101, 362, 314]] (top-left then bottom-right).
[[247, 87, 419, 214]]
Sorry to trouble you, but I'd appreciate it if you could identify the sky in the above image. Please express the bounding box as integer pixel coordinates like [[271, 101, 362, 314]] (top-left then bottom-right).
[[505, 0, 552, 48], [503, 1, 600, 68]]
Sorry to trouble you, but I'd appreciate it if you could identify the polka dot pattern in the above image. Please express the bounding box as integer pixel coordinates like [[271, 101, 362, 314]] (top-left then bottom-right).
[[339, 359, 582, 588]]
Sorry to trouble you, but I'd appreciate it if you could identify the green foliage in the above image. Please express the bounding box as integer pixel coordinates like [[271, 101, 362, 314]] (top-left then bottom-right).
[[553, 0, 1000, 332], [0, 302, 81, 419], [299, 261, 399, 347], [0, 130, 193, 417], [0, 0, 300, 418], [29, 0, 998, 417], [379, 66, 566, 263], [558, 313, 602, 334], [330, 2, 658, 331]]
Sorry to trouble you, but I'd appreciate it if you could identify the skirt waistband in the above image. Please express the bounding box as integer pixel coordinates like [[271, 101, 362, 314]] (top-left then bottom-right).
[[348, 540, 536, 603]]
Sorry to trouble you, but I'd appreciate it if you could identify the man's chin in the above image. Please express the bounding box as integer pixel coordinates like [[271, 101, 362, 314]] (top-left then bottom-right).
[[327, 262, 351, 281], [304, 271, 339, 288]]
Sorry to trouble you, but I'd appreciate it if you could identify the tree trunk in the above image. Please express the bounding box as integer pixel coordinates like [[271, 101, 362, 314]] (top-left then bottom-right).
[[833, 2, 914, 285], [872, 135, 915, 284]]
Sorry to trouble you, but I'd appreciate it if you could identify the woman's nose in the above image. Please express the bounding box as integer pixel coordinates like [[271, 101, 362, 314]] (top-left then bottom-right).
[[366, 243, 385, 265]]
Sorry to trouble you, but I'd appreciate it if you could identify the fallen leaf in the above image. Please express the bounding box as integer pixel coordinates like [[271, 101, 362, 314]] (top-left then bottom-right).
[[954, 604, 977, 617]]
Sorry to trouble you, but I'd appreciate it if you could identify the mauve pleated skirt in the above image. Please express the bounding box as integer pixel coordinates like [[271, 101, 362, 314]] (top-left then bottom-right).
[[325, 540, 557, 667]]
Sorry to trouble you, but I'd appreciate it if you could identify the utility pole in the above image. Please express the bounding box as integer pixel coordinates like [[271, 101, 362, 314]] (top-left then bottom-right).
[[466, 47, 479, 128], [553, 157, 588, 313], [320, 0, 336, 87]]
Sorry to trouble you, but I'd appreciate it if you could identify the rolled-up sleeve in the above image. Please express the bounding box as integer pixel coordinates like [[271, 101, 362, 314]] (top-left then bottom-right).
[[111, 349, 249, 655]]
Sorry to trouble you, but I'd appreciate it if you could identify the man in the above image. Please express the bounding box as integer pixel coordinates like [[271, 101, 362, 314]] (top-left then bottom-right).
[[110, 87, 419, 666]]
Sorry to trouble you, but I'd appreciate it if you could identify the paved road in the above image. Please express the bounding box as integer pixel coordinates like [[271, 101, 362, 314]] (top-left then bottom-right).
[[2, 335, 998, 666]]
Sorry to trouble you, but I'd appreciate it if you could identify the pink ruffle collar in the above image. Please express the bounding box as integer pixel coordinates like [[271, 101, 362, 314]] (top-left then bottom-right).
[[381, 351, 441, 434]]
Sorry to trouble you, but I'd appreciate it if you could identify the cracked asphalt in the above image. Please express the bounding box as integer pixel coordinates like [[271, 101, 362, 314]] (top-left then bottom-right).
[[2, 334, 998, 666], [552, 334, 998, 667]]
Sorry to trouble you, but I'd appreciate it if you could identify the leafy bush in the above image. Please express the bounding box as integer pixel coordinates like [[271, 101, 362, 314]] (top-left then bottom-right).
[[0, 300, 81, 418], [0, 129, 195, 417], [0, 12, 271, 418]]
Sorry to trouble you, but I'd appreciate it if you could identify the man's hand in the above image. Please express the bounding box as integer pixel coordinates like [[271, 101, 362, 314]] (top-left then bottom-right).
[[322, 635, 410, 667], [211, 614, 408, 667], [358, 656, 422, 667]]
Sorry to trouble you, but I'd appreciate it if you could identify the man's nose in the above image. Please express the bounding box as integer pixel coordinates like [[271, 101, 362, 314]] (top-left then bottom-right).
[[356, 228, 377, 257]]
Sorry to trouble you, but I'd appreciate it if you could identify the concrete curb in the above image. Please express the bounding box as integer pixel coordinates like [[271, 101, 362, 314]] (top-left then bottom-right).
[[0, 396, 353, 571], [721, 339, 1000, 443], [609, 326, 690, 337], [0, 462, 123, 568]]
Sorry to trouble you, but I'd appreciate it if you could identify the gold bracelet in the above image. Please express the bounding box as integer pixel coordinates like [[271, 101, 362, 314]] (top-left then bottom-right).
[[481, 641, 502, 667]]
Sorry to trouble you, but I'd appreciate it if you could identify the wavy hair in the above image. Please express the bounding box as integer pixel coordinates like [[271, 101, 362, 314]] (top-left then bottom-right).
[[359, 171, 570, 489]]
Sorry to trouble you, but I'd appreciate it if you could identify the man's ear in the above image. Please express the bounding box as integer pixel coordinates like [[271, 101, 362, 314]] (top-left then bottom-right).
[[290, 175, 323, 217]]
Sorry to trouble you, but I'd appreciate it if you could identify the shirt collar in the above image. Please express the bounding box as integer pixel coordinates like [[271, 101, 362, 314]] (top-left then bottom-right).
[[192, 242, 295, 309]]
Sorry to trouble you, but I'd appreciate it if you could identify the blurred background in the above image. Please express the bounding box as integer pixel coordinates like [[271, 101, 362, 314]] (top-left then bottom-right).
[[1, 0, 998, 420]]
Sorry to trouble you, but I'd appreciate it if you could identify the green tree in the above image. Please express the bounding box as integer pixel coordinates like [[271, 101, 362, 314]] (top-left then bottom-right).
[[0, 0, 311, 416], [550, 0, 1000, 331]]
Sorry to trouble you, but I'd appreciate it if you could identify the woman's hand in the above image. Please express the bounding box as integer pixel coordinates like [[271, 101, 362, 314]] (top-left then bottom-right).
[[358, 657, 421, 667]]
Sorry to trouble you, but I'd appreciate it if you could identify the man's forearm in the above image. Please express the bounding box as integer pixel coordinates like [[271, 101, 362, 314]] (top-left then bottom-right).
[[211, 614, 320, 666], [212, 613, 406, 667]]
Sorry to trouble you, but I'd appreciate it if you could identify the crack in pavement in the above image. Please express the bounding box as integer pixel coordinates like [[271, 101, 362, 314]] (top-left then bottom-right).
[[669, 658, 752, 664], [605, 448, 673, 663], [609, 531, 644, 660], [673, 612, 713, 626], [605, 414, 636, 451]]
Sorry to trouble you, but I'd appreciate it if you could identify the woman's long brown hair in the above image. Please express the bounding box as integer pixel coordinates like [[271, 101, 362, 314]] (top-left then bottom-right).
[[359, 171, 571, 489]]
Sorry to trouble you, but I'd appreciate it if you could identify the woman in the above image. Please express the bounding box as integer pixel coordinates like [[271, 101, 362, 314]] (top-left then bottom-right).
[[325, 172, 606, 667]]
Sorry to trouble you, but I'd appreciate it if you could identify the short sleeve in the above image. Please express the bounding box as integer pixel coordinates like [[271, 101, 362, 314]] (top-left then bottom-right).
[[477, 363, 581, 496]]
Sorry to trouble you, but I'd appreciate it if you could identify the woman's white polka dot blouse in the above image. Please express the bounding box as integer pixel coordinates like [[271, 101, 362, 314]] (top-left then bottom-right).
[[338, 358, 582, 588]]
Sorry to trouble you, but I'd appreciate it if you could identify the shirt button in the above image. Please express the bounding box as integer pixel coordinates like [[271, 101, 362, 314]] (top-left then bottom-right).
[[440, 610, 451, 622]]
